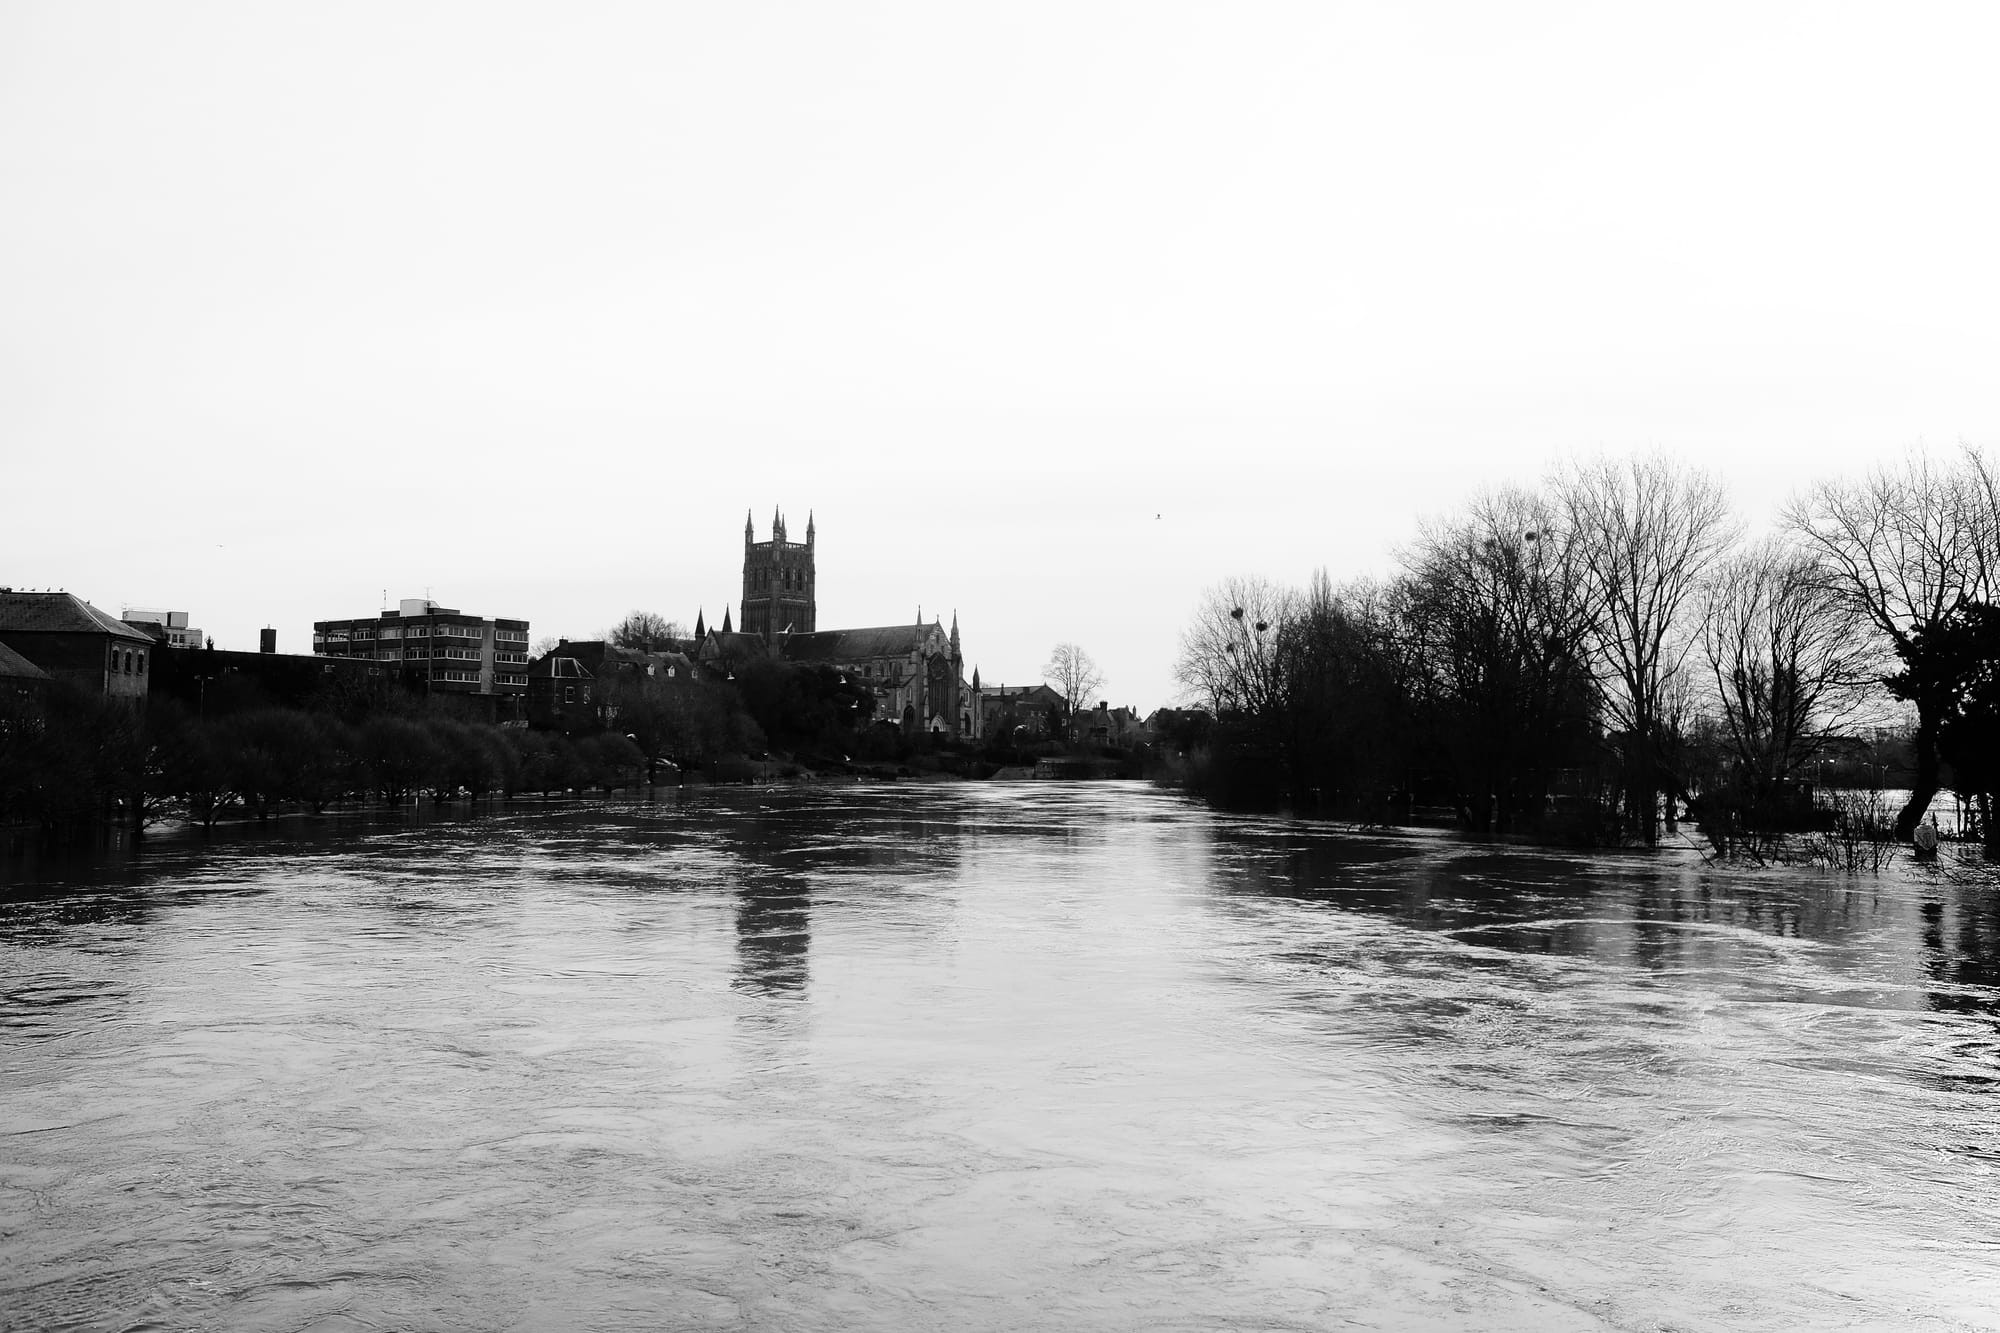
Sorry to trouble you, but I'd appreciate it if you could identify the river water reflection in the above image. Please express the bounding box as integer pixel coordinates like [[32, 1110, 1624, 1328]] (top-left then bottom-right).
[[4, 782, 1999, 1330]]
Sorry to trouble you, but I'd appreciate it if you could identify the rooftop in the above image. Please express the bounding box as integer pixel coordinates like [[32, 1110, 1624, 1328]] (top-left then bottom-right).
[[0, 639, 50, 681], [784, 623, 938, 663], [0, 591, 157, 644]]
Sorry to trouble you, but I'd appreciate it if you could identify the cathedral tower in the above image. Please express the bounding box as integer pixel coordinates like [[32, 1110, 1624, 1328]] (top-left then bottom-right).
[[741, 507, 816, 640]]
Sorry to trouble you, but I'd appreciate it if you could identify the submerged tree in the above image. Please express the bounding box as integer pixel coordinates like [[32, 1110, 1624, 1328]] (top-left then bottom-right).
[[1786, 447, 2000, 839], [1174, 577, 1292, 722], [1274, 573, 1407, 819], [1694, 538, 1876, 851], [1558, 454, 1738, 844], [1396, 488, 1603, 836], [1888, 602, 2000, 851]]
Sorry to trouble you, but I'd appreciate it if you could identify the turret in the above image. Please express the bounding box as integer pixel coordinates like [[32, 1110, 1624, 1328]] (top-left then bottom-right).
[[806, 510, 815, 547], [773, 506, 784, 543], [745, 510, 754, 545], [949, 610, 960, 656]]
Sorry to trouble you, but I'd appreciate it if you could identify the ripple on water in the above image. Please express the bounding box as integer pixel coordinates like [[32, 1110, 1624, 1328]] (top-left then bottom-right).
[[5, 787, 2000, 1330]]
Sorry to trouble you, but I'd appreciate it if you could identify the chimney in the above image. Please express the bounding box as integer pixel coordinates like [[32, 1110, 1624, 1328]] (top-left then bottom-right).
[[259, 627, 277, 654]]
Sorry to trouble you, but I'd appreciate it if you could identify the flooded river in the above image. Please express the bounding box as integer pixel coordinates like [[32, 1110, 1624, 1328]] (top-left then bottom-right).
[[4, 782, 1999, 1330]]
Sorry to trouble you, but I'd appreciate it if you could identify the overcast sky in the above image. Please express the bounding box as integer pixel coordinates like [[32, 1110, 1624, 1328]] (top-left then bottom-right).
[[5, 2, 1997, 709]]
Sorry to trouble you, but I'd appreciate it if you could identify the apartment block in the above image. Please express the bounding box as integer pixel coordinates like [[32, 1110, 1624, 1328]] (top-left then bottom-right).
[[313, 598, 529, 700]]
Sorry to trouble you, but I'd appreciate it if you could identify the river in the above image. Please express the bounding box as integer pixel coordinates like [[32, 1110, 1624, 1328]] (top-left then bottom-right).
[[4, 782, 1999, 1331]]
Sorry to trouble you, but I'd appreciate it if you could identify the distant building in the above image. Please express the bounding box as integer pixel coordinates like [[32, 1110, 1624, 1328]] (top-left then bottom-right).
[[971, 680, 1065, 740], [740, 508, 817, 638], [781, 617, 965, 735], [122, 608, 204, 650], [1143, 707, 1212, 752], [0, 590, 155, 704], [1073, 702, 1146, 747], [148, 645, 403, 717], [557, 640, 696, 686], [524, 653, 595, 734], [525, 639, 696, 734], [703, 509, 969, 737], [0, 639, 51, 701], [313, 598, 529, 714]]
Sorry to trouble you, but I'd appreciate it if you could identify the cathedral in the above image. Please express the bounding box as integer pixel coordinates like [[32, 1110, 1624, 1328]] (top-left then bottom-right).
[[696, 508, 970, 738]]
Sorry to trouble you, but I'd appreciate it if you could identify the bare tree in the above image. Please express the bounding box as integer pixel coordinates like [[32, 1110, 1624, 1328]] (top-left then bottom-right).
[[1396, 486, 1603, 835], [1173, 576, 1294, 720], [1696, 537, 1877, 846], [1558, 454, 1738, 844], [1785, 447, 2000, 838], [607, 610, 685, 652], [1042, 642, 1106, 739], [1274, 571, 1408, 818]]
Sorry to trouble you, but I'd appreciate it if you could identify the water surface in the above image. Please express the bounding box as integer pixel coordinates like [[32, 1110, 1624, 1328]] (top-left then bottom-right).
[[4, 783, 1998, 1330]]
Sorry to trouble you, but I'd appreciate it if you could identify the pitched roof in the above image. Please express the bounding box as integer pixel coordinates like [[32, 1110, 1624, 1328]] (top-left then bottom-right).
[[783, 624, 933, 663], [700, 631, 769, 659], [0, 592, 157, 644], [526, 654, 593, 680], [980, 683, 1063, 704], [0, 639, 50, 681]]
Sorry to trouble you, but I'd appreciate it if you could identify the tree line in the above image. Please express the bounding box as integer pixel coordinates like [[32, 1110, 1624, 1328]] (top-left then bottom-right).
[[0, 689, 657, 841], [0, 652, 895, 844], [1174, 448, 2000, 855]]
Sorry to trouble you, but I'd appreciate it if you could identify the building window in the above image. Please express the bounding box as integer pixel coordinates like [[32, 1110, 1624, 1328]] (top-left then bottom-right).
[[564, 686, 575, 704], [137, 653, 146, 674]]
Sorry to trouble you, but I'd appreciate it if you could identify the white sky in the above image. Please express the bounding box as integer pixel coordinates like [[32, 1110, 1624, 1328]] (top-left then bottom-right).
[[4, 2, 1997, 711]]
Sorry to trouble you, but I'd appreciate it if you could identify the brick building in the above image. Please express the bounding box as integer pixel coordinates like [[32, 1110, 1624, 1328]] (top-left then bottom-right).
[[0, 590, 155, 704]]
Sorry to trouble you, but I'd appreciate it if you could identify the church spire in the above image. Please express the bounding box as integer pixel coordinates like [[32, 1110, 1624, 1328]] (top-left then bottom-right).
[[806, 509, 815, 546], [773, 505, 784, 542], [694, 607, 706, 640], [721, 606, 732, 634], [745, 509, 754, 544], [949, 610, 960, 655]]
